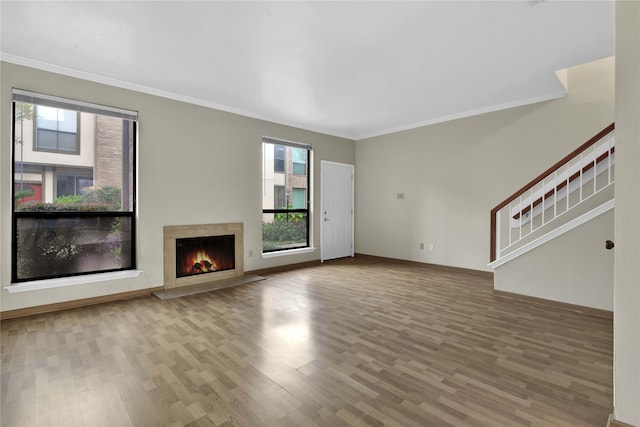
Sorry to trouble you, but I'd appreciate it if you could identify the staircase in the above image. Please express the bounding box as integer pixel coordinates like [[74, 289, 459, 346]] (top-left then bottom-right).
[[489, 124, 615, 311], [490, 123, 615, 266]]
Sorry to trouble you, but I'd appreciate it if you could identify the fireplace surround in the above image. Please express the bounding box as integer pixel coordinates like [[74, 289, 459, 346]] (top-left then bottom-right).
[[163, 223, 243, 289]]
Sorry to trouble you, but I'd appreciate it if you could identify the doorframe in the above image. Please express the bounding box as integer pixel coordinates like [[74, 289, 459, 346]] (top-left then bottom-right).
[[320, 160, 355, 262]]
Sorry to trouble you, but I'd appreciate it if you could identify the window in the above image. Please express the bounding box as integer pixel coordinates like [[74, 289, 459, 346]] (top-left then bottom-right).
[[292, 188, 306, 209], [12, 89, 137, 283], [274, 144, 285, 172], [292, 147, 307, 175], [56, 171, 93, 198], [262, 137, 311, 252], [274, 185, 286, 209], [35, 106, 79, 153]]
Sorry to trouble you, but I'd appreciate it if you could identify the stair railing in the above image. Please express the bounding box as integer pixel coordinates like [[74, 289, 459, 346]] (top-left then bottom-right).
[[490, 123, 615, 263]]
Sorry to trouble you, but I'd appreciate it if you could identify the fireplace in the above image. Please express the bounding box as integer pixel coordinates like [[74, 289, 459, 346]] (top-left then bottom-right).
[[164, 223, 243, 289], [175, 235, 235, 278]]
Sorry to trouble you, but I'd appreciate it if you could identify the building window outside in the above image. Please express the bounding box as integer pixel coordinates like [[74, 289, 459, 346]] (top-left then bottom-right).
[[292, 188, 306, 209], [262, 137, 310, 252], [35, 106, 79, 153], [12, 89, 137, 283], [292, 147, 307, 175], [274, 185, 286, 209], [56, 172, 94, 198], [274, 144, 285, 172]]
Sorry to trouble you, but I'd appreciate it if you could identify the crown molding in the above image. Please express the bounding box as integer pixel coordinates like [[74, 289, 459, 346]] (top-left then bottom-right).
[[0, 53, 356, 140], [355, 90, 567, 140], [1, 53, 569, 142]]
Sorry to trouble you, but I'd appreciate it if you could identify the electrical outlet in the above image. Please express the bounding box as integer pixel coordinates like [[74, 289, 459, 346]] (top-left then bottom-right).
[[420, 243, 424, 250], [249, 249, 253, 257], [429, 244, 434, 252]]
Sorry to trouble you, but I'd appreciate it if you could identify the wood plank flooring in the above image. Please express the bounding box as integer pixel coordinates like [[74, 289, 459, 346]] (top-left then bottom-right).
[[1, 256, 613, 426]]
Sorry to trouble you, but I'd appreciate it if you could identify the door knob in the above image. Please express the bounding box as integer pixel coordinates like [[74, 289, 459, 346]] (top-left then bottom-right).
[[605, 240, 614, 250]]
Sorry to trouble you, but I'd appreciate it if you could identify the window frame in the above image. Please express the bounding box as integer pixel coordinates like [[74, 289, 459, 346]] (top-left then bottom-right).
[[262, 136, 311, 253], [11, 89, 138, 283]]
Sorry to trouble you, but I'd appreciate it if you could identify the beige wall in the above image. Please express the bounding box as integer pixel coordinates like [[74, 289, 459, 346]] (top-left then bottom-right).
[[0, 62, 355, 312], [355, 56, 614, 272], [614, 1, 640, 424]]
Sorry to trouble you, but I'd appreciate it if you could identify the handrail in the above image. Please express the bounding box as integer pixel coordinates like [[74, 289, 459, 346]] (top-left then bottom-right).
[[490, 123, 615, 262], [513, 146, 615, 220]]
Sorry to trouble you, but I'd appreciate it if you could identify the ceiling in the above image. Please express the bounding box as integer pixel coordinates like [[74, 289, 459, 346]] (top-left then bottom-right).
[[0, 1, 614, 140]]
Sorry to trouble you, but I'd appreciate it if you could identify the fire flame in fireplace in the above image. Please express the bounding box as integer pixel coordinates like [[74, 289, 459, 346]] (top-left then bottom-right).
[[175, 234, 235, 278], [189, 250, 218, 274]]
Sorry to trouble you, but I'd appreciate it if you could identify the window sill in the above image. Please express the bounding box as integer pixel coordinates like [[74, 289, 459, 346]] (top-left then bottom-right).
[[262, 247, 315, 259], [3, 270, 144, 293]]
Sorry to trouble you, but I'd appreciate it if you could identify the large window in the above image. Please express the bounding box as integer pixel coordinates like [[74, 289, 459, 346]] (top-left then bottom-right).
[[262, 137, 311, 252], [12, 89, 137, 282]]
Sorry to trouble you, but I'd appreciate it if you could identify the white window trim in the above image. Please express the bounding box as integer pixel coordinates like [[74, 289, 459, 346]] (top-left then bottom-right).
[[261, 247, 316, 259], [3, 270, 143, 293]]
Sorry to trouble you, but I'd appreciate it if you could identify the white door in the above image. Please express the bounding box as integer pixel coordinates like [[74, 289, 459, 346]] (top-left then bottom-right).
[[321, 161, 354, 262]]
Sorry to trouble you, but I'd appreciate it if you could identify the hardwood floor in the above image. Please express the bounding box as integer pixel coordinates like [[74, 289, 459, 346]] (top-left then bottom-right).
[[1, 256, 613, 426]]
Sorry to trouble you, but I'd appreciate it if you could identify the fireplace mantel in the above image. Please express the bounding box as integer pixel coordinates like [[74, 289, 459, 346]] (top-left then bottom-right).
[[163, 223, 243, 289]]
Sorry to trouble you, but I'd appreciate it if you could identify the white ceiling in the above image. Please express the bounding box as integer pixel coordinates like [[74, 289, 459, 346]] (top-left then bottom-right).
[[0, 1, 614, 140]]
